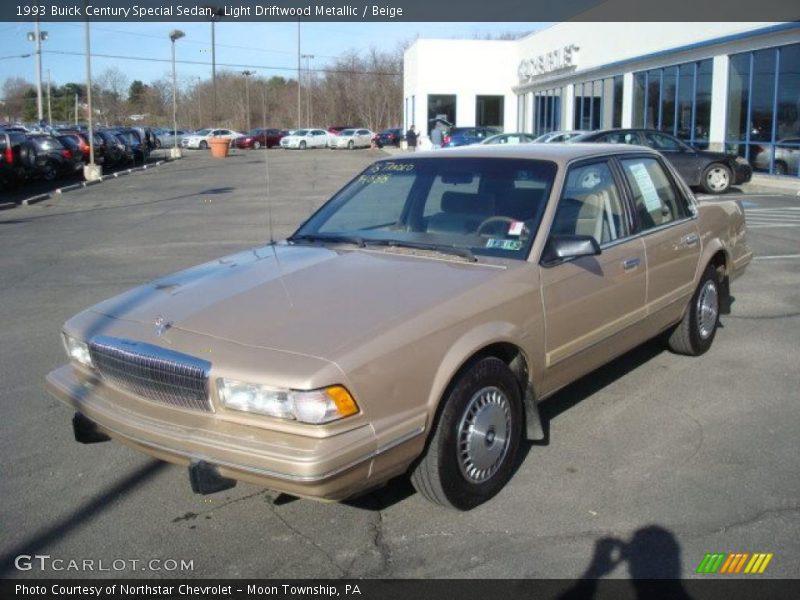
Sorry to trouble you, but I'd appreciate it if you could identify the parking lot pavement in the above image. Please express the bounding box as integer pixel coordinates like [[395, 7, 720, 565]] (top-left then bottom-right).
[[0, 150, 798, 580]]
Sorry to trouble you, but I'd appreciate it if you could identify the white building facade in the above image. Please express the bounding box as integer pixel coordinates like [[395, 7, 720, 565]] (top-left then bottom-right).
[[403, 22, 800, 176]]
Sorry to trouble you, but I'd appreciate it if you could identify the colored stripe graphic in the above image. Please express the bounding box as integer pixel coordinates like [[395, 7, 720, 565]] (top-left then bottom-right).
[[698, 552, 773, 574]]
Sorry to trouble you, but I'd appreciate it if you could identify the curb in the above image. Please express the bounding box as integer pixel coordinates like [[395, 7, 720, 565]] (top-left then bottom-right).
[[11, 157, 178, 209]]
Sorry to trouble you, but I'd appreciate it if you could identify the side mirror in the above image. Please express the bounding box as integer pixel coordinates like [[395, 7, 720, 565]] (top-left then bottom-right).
[[541, 235, 601, 267]]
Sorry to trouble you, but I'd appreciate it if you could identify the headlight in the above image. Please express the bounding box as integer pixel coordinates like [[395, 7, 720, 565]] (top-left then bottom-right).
[[61, 333, 94, 368], [217, 379, 359, 424]]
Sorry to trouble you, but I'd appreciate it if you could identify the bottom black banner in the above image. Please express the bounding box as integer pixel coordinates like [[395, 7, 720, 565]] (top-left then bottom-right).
[[2, 579, 800, 600]]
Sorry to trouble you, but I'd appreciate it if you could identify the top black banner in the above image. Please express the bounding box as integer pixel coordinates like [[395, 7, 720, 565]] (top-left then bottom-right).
[[4, 0, 800, 22]]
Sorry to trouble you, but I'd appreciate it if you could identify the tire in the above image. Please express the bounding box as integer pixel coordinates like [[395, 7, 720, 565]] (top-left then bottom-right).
[[299, 141, 306, 150], [253, 140, 261, 150], [42, 161, 57, 181], [410, 357, 522, 510], [701, 163, 732, 194], [774, 161, 788, 176], [199, 140, 208, 150], [668, 264, 721, 356], [348, 140, 354, 150]]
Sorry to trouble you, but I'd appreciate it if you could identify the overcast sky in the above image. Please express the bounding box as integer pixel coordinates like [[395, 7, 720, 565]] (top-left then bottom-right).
[[0, 21, 545, 89]]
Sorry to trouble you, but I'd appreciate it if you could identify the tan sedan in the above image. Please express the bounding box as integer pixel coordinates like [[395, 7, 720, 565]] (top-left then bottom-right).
[[47, 144, 751, 510]]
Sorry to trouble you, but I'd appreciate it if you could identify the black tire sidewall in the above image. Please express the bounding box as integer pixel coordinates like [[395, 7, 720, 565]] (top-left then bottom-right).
[[200, 141, 208, 150], [433, 358, 523, 510]]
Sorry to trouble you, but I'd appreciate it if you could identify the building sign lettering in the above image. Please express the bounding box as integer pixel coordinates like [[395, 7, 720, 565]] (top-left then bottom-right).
[[518, 44, 580, 83]]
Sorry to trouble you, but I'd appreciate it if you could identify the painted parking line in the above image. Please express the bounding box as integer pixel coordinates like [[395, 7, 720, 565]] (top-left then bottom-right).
[[753, 254, 800, 260]]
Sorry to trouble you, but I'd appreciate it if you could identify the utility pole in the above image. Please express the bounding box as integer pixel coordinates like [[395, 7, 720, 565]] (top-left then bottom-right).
[[169, 30, 186, 159], [27, 19, 47, 124], [297, 21, 301, 129], [47, 69, 52, 125], [74, 93, 78, 126], [208, 7, 223, 123], [301, 54, 315, 127], [241, 70, 255, 132], [83, 15, 101, 181]]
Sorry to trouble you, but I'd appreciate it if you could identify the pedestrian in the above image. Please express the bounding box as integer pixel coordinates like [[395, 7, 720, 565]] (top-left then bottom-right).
[[405, 125, 417, 151], [430, 123, 443, 149]]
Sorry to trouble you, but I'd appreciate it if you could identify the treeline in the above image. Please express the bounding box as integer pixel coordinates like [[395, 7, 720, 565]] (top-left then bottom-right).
[[1, 46, 403, 132]]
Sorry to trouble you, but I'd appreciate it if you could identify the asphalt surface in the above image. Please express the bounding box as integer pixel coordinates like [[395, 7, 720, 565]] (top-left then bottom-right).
[[0, 148, 798, 581]]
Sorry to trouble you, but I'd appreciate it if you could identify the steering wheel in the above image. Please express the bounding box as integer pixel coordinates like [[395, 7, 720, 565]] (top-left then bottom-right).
[[477, 216, 525, 236]]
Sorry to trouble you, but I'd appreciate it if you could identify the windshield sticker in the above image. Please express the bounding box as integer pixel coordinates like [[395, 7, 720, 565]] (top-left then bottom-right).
[[486, 238, 523, 251], [628, 162, 663, 213], [359, 161, 415, 184], [508, 221, 525, 236]]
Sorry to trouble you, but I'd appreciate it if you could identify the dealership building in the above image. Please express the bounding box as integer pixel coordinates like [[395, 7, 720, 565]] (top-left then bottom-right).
[[403, 21, 800, 176]]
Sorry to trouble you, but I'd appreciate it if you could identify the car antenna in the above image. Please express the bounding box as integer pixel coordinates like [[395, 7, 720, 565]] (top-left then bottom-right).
[[264, 138, 294, 308]]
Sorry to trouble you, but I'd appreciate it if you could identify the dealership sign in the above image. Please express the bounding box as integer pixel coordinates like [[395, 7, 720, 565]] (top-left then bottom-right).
[[518, 45, 580, 83]]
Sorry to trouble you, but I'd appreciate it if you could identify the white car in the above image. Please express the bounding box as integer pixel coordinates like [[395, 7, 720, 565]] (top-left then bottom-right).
[[329, 128, 374, 149], [182, 128, 243, 150], [280, 129, 330, 149]]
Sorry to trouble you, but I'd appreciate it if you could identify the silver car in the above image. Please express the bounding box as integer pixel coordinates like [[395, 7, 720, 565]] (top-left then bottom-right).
[[329, 128, 374, 149], [534, 130, 589, 143], [752, 139, 800, 176]]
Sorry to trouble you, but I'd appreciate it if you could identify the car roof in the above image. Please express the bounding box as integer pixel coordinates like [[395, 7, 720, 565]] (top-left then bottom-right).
[[386, 142, 660, 164]]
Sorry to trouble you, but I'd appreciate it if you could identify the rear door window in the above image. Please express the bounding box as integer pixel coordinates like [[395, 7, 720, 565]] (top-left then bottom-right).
[[619, 157, 690, 230]]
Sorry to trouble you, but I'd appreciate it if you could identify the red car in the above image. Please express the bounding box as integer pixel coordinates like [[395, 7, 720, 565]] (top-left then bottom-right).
[[234, 128, 287, 150]]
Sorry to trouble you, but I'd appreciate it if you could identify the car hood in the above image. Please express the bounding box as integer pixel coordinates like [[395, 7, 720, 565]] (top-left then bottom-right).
[[86, 243, 507, 361]]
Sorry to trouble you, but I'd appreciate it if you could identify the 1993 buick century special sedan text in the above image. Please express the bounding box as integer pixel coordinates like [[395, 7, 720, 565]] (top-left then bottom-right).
[[47, 144, 752, 510]]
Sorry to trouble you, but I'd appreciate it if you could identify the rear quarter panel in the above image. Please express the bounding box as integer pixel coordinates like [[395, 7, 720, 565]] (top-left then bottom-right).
[[695, 196, 752, 282]]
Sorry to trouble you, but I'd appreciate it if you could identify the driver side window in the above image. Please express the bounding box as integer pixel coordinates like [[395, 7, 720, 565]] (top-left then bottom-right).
[[551, 162, 629, 245]]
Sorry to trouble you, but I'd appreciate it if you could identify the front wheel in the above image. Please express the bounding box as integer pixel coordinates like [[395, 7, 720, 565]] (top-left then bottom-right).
[[668, 264, 721, 356], [199, 140, 208, 150], [253, 140, 261, 150], [299, 141, 306, 150], [410, 357, 522, 510], [701, 163, 732, 194]]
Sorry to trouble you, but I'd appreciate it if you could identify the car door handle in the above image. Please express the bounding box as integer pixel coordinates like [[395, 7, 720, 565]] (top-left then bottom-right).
[[622, 257, 641, 271], [682, 233, 699, 247]]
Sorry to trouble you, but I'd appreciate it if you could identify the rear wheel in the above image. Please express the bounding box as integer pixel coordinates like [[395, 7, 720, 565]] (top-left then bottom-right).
[[41, 161, 57, 181], [774, 161, 788, 176], [410, 357, 522, 510], [701, 163, 731, 194], [668, 264, 721, 356]]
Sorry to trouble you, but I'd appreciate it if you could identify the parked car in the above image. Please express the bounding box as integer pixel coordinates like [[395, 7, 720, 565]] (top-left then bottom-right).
[[329, 128, 374, 149], [373, 128, 404, 148], [233, 128, 287, 150], [570, 129, 752, 194], [97, 130, 132, 166], [156, 128, 191, 149], [279, 129, 330, 149], [752, 139, 800, 176], [47, 143, 752, 510], [0, 130, 29, 187], [56, 131, 106, 166], [481, 133, 538, 146], [327, 125, 355, 135], [25, 134, 83, 181], [533, 130, 589, 143], [107, 128, 152, 163], [443, 127, 502, 148], [182, 128, 243, 150]]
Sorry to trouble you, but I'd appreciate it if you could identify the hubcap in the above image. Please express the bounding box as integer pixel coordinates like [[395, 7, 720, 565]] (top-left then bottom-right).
[[457, 386, 512, 483], [706, 168, 730, 192], [696, 280, 719, 339]]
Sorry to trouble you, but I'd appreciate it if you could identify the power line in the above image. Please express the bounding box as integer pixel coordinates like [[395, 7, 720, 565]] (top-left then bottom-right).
[[43, 49, 401, 77], [0, 53, 32, 61]]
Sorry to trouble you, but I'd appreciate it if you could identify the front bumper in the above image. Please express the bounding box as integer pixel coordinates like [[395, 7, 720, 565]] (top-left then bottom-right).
[[46, 365, 420, 501], [734, 161, 753, 185]]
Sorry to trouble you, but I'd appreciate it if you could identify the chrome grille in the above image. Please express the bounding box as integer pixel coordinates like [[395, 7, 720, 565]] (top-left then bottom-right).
[[89, 336, 212, 412]]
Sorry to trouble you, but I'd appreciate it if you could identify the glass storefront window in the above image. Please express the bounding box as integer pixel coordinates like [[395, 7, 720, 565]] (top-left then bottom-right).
[[633, 59, 712, 148], [476, 95, 504, 128], [532, 88, 562, 135], [427, 94, 456, 134], [727, 43, 800, 176], [613, 76, 623, 128]]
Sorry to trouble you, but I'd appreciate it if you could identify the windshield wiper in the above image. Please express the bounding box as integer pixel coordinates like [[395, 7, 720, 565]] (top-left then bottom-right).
[[287, 233, 365, 247], [363, 239, 476, 262]]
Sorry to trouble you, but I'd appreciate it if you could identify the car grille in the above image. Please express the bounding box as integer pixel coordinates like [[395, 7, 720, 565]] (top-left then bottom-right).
[[89, 336, 212, 412]]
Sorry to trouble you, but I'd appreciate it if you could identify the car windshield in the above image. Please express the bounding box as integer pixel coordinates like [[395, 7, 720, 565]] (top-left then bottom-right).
[[248, 129, 261, 135], [292, 157, 556, 260], [293, 129, 309, 136]]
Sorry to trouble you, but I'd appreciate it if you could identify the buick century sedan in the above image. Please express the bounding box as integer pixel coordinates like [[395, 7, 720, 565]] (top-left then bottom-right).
[[47, 144, 751, 510]]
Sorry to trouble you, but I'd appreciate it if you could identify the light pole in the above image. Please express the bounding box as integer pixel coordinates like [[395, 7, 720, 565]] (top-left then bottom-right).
[[297, 21, 301, 129], [169, 29, 186, 159], [241, 70, 255, 132], [83, 17, 101, 182], [206, 6, 224, 123], [301, 54, 314, 127], [46, 68, 52, 125], [26, 19, 47, 124]]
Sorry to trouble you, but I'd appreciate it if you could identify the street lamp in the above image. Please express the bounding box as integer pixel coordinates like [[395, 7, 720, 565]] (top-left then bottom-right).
[[83, 17, 101, 182], [206, 6, 224, 123], [169, 29, 186, 159], [26, 19, 48, 123], [241, 70, 255, 132], [301, 54, 314, 127]]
